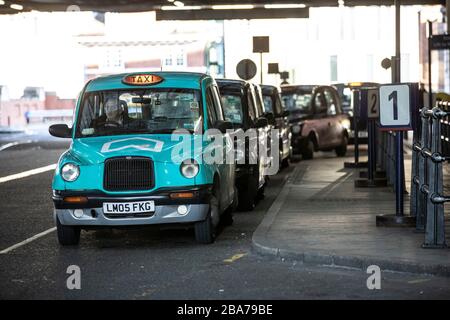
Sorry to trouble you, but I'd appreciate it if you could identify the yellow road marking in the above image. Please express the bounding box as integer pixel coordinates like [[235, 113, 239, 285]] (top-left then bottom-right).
[[223, 253, 247, 263]]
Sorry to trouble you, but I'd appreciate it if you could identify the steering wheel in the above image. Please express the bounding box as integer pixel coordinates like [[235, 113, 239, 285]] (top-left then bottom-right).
[[103, 120, 121, 127]]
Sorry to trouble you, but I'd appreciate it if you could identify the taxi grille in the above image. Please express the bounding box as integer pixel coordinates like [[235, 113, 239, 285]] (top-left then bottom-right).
[[104, 157, 154, 191]]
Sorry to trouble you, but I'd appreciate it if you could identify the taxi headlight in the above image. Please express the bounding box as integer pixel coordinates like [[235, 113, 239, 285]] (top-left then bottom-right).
[[292, 124, 302, 134], [61, 163, 80, 182], [180, 159, 199, 179]]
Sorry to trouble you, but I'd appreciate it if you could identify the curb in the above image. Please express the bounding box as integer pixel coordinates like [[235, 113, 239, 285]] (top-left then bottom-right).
[[251, 166, 450, 278]]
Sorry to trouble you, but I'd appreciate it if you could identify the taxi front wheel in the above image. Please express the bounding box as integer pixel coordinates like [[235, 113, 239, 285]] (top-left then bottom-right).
[[56, 217, 80, 246], [195, 192, 219, 244], [335, 135, 348, 157]]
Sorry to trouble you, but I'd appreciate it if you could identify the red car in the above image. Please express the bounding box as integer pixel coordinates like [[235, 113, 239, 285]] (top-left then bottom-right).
[[280, 85, 350, 159]]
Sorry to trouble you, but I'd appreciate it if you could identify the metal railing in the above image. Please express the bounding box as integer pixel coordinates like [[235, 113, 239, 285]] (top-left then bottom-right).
[[411, 101, 448, 248]]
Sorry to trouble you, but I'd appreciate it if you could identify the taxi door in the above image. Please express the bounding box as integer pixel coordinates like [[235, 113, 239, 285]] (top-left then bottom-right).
[[311, 88, 331, 149], [248, 85, 268, 188], [323, 87, 344, 147], [206, 85, 234, 209]]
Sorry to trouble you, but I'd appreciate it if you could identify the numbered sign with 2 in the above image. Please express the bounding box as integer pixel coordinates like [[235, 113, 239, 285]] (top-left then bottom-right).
[[367, 89, 379, 119], [379, 84, 412, 130]]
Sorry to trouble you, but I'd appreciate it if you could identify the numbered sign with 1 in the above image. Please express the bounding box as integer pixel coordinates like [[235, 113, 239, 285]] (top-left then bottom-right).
[[379, 84, 411, 130], [367, 89, 379, 119]]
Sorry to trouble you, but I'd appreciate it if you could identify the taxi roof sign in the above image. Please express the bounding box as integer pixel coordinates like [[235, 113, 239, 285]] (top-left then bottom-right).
[[122, 74, 163, 86]]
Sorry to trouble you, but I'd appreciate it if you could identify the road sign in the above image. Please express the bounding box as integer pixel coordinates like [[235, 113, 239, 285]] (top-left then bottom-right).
[[430, 34, 450, 50], [379, 84, 411, 130], [253, 36, 269, 53], [268, 63, 279, 74], [367, 89, 379, 119], [236, 59, 257, 81]]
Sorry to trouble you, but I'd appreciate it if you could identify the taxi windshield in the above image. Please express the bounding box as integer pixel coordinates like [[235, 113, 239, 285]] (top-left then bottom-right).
[[262, 95, 273, 113], [76, 88, 202, 137], [282, 93, 312, 113], [221, 94, 244, 125]]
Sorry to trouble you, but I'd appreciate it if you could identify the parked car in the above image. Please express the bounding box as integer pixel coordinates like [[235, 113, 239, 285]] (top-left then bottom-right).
[[49, 72, 237, 245], [217, 79, 269, 211], [333, 82, 379, 144], [252, 84, 275, 175], [280, 84, 350, 159], [261, 84, 292, 168]]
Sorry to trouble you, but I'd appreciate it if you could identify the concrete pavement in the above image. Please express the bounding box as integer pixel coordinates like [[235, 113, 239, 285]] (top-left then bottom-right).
[[252, 154, 450, 277], [2, 140, 450, 299]]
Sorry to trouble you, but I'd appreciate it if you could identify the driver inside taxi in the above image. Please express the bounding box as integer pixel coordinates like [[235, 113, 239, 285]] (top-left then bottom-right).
[[91, 98, 131, 128]]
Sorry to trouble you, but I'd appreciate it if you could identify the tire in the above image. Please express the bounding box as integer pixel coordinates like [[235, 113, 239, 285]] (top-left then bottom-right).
[[257, 184, 265, 200], [335, 135, 348, 157], [195, 187, 219, 244], [221, 207, 234, 226], [238, 167, 259, 211], [302, 138, 314, 160], [56, 217, 80, 246], [281, 157, 290, 168]]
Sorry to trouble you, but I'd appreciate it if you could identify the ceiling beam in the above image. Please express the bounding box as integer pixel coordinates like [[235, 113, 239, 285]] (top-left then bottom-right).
[[156, 7, 309, 20]]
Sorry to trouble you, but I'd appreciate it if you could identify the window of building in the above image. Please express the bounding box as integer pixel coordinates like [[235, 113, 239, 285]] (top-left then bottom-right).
[[164, 55, 173, 66], [330, 55, 338, 82]]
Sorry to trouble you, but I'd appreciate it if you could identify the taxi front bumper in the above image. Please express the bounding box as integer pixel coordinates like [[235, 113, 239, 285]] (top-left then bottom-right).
[[53, 185, 212, 227]]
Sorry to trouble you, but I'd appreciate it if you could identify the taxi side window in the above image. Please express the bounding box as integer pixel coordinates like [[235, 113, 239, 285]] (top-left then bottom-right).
[[247, 90, 257, 123], [314, 91, 328, 115], [206, 87, 218, 128], [275, 94, 283, 116], [79, 93, 100, 131], [324, 89, 338, 116]]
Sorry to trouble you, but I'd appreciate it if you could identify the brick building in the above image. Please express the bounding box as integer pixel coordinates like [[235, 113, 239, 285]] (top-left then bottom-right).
[[0, 87, 75, 127]]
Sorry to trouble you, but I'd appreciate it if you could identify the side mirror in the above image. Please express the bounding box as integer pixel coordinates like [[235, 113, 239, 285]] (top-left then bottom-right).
[[49, 124, 72, 138], [214, 120, 233, 134], [255, 117, 269, 128]]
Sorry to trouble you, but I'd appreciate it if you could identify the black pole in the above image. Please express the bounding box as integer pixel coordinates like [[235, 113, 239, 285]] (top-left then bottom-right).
[[394, 0, 405, 217], [260, 52, 263, 84], [368, 119, 375, 182], [428, 20, 433, 109], [354, 90, 360, 164], [222, 20, 226, 78]]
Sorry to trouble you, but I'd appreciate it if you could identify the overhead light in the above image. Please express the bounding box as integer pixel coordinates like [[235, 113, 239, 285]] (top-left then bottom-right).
[[173, 1, 184, 7], [10, 4, 23, 10], [160, 5, 201, 11], [264, 4, 306, 9], [167, 0, 175, 2], [0, 1, 5, 6], [212, 5, 254, 10], [338, 0, 345, 7]]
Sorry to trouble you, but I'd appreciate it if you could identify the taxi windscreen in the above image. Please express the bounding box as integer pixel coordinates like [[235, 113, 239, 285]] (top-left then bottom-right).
[[281, 92, 312, 114], [76, 88, 202, 137], [221, 94, 244, 125]]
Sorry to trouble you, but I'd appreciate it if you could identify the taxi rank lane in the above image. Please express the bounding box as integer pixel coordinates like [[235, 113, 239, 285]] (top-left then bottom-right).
[[1, 140, 450, 300]]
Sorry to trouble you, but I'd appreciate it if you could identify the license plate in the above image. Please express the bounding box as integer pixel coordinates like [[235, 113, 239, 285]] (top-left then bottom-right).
[[103, 201, 155, 215], [358, 132, 368, 138]]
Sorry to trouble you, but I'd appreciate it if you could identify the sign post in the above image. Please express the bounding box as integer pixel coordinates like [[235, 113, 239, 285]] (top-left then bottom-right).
[[376, 83, 416, 227], [354, 87, 387, 187], [252, 36, 269, 84]]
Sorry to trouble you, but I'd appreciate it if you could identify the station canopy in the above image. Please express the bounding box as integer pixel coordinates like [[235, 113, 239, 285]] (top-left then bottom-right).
[[0, 0, 445, 16]]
